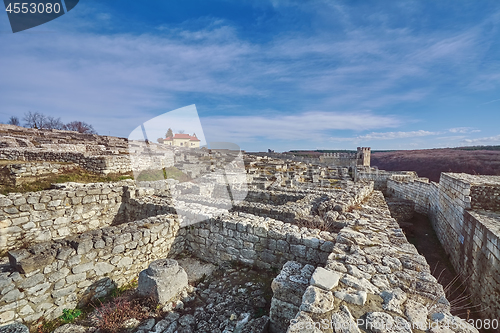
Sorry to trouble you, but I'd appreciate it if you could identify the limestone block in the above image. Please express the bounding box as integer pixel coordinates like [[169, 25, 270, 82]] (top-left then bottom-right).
[[380, 288, 407, 314], [0, 323, 29, 333], [334, 290, 367, 306], [310, 267, 341, 290], [288, 311, 322, 333], [271, 261, 313, 306], [404, 299, 428, 330], [331, 305, 361, 333], [300, 285, 335, 314], [137, 258, 188, 305], [341, 274, 379, 294], [364, 312, 411, 333], [269, 298, 300, 333]]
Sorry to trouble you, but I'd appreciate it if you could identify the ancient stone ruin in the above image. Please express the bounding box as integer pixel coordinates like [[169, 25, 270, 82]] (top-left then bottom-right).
[[0, 125, 498, 333]]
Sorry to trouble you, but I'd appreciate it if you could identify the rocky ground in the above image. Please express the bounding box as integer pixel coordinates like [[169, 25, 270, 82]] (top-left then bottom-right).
[[47, 259, 274, 333], [150, 263, 272, 333]]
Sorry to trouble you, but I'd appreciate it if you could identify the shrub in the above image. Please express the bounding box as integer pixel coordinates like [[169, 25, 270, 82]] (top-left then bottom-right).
[[60, 308, 82, 323], [90, 297, 148, 333]]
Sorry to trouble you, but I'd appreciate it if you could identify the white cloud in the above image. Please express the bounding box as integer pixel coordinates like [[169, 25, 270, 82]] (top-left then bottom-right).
[[202, 111, 400, 142], [462, 135, 500, 144], [448, 127, 481, 134], [0, 1, 497, 150], [356, 130, 440, 140]]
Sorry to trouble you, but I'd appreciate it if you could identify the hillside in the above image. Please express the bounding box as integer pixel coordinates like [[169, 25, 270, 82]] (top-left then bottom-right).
[[371, 148, 500, 182]]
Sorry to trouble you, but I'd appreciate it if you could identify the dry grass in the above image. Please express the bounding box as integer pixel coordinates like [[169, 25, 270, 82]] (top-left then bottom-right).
[[372, 148, 500, 182], [89, 296, 150, 333], [0, 168, 133, 194], [294, 216, 342, 233]]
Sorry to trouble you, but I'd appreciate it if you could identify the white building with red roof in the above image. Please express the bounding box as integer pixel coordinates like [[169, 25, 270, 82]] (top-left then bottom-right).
[[163, 133, 200, 148]]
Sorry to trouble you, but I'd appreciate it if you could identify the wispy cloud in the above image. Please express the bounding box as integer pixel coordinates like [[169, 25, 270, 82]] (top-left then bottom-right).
[[356, 130, 441, 141], [1, 0, 499, 151], [477, 98, 500, 106], [462, 134, 500, 144], [448, 127, 481, 134], [202, 111, 400, 141]]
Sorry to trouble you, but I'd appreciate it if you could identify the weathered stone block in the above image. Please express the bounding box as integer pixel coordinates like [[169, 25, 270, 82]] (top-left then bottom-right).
[[137, 259, 188, 305], [310, 267, 340, 290]]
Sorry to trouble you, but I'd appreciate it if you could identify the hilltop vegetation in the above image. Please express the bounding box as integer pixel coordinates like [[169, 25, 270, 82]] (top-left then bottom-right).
[[372, 148, 500, 182]]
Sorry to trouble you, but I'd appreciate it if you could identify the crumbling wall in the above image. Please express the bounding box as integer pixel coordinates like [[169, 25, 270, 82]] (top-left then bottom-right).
[[0, 162, 79, 186], [0, 147, 177, 176], [1, 214, 184, 324], [0, 148, 133, 175], [276, 191, 471, 333], [355, 167, 417, 193], [387, 172, 500, 319], [387, 175, 435, 214], [185, 213, 335, 269], [0, 181, 132, 251]]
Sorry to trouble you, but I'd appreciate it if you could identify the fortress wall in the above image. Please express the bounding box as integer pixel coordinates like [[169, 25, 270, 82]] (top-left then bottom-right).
[[0, 181, 177, 252], [459, 211, 500, 316], [0, 148, 133, 175], [319, 157, 357, 168], [470, 184, 500, 211], [1, 214, 185, 325], [388, 172, 500, 319], [185, 213, 335, 270], [355, 168, 417, 193], [244, 190, 305, 204], [0, 148, 177, 175], [0, 162, 79, 186], [386, 177, 434, 214]]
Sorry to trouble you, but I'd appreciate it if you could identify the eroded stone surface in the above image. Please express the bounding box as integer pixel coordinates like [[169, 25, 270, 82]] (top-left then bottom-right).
[[137, 259, 188, 305], [310, 267, 341, 291]]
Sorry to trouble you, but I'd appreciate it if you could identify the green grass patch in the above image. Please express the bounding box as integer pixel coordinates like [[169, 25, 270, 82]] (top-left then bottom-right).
[[136, 167, 190, 182], [0, 168, 133, 195]]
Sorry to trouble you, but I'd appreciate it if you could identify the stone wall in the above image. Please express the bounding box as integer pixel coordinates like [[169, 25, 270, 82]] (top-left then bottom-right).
[[459, 210, 500, 315], [0, 162, 79, 186], [0, 148, 133, 175], [276, 191, 468, 333], [355, 167, 417, 193], [385, 198, 415, 223], [387, 175, 435, 214], [1, 214, 184, 324], [0, 181, 178, 252], [185, 212, 336, 270], [387, 172, 500, 319]]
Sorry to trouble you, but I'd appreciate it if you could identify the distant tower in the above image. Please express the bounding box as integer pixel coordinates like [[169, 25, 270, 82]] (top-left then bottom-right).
[[357, 147, 371, 166]]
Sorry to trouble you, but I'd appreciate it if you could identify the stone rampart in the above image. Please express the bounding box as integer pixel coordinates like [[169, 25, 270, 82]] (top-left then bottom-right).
[[185, 212, 336, 270], [0, 181, 181, 252], [274, 191, 470, 333], [0, 181, 132, 251], [387, 172, 500, 319], [1, 214, 184, 324], [0, 148, 132, 175], [355, 167, 417, 193], [0, 147, 177, 176], [387, 176, 435, 214], [0, 162, 79, 186]]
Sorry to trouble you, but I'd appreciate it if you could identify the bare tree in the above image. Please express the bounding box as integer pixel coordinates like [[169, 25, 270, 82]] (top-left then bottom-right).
[[23, 111, 46, 129], [7, 116, 20, 126], [178, 129, 185, 134], [65, 121, 97, 134], [44, 116, 65, 130]]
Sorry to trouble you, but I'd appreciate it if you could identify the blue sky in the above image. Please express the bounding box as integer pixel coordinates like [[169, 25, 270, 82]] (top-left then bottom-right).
[[1, 0, 500, 151]]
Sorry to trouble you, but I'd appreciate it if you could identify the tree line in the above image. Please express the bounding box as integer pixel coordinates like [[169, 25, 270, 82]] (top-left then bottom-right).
[[7, 111, 97, 134]]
